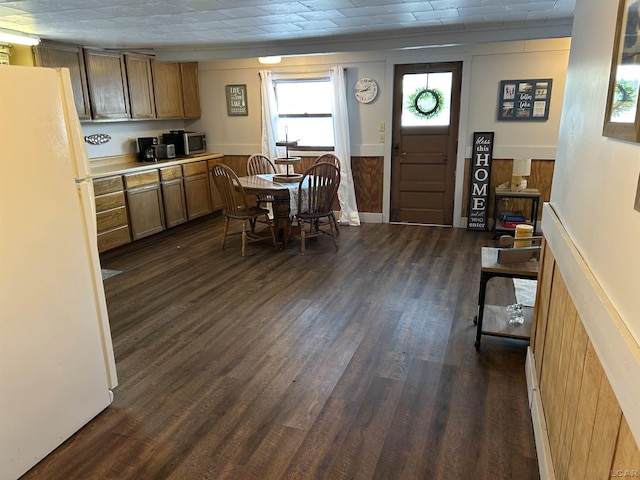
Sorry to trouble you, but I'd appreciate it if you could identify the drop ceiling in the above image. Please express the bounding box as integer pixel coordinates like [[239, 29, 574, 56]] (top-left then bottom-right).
[[0, 0, 575, 61]]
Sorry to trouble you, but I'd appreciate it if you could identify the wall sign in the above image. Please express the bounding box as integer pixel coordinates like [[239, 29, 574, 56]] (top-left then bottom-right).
[[498, 79, 552, 121], [467, 132, 494, 231], [225, 84, 248, 116]]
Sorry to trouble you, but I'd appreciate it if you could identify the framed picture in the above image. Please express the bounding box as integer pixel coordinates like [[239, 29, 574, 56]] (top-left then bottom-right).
[[497, 79, 552, 121], [603, 0, 640, 143], [225, 84, 248, 116]]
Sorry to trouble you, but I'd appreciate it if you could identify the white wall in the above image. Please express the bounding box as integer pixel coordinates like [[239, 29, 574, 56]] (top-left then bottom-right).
[[553, 0, 640, 346], [543, 0, 640, 445], [192, 39, 570, 225]]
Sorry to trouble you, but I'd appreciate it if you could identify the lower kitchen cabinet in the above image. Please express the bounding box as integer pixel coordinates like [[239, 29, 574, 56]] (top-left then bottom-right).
[[160, 166, 187, 228], [183, 161, 212, 220], [125, 170, 165, 240], [93, 175, 131, 252]]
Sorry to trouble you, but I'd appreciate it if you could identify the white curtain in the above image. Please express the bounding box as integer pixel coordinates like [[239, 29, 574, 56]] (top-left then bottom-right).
[[330, 66, 360, 226], [259, 70, 280, 160]]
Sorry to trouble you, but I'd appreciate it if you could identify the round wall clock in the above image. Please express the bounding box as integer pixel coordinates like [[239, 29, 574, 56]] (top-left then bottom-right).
[[355, 77, 378, 104]]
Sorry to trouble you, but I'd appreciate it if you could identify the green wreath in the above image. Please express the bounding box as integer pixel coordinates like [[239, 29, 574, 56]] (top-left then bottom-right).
[[612, 79, 638, 116], [406, 87, 445, 120]]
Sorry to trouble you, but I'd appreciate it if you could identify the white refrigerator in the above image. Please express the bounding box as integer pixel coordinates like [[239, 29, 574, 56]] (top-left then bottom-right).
[[0, 66, 118, 480]]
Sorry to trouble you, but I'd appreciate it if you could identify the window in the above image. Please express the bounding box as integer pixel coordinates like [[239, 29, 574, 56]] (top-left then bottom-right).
[[274, 79, 334, 149], [401, 71, 453, 127]]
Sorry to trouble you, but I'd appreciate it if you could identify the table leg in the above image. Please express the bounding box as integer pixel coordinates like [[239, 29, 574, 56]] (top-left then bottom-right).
[[272, 190, 291, 248], [475, 272, 490, 350]]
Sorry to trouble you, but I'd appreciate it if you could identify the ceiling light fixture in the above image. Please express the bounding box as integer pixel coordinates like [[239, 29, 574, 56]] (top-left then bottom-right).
[[258, 56, 281, 64], [0, 28, 40, 46]]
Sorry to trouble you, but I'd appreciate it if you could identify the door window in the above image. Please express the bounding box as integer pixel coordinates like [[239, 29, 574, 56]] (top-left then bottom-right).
[[401, 72, 453, 127]]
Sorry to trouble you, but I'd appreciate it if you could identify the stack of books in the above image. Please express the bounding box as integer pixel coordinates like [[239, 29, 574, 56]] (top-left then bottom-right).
[[499, 211, 527, 228]]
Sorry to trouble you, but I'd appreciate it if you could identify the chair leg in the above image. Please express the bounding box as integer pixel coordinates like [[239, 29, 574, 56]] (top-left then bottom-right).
[[264, 213, 277, 248], [331, 212, 340, 234], [241, 219, 248, 256], [329, 220, 339, 250], [300, 220, 306, 253], [221, 216, 229, 249]]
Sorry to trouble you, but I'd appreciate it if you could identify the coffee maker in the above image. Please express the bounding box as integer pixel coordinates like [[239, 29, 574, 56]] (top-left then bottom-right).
[[137, 137, 158, 162]]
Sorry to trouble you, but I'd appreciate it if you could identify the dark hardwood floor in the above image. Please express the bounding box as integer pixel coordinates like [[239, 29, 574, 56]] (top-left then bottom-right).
[[22, 215, 539, 479]]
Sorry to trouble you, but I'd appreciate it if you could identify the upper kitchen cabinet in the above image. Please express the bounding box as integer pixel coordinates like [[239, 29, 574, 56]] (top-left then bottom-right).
[[181, 63, 201, 119], [152, 60, 201, 119], [124, 53, 156, 120], [84, 48, 130, 121], [152, 60, 183, 119], [35, 42, 91, 120]]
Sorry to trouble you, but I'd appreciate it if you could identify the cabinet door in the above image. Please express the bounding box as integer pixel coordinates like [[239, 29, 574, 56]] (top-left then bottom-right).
[[183, 163, 212, 220], [127, 183, 165, 240], [152, 60, 183, 119], [181, 62, 201, 119], [35, 43, 91, 120], [84, 49, 130, 120], [124, 53, 156, 120], [162, 179, 188, 228]]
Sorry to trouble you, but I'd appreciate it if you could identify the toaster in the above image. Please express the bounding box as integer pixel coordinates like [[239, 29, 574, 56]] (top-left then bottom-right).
[[153, 143, 176, 159]]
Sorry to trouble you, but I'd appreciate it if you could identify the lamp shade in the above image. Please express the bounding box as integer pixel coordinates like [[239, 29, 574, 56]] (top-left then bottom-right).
[[512, 158, 532, 176]]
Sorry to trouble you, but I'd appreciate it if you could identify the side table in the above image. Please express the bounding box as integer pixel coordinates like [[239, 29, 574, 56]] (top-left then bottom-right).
[[473, 247, 539, 350], [492, 187, 541, 239]]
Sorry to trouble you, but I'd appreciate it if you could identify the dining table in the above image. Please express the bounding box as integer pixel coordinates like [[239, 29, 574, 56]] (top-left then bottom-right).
[[236, 174, 308, 248]]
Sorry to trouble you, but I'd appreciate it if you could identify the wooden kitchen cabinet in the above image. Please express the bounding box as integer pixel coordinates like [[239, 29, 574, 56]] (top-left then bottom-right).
[[93, 175, 131, 252], [183, 161, 212, 220], [125, 170, 165, 240], [84, 48, 130, 121], [160, 166, 187, 228], [124, 53, 156, 120], [152, 60, 183, 119], [35, 42, 91, 120], [181, 63, 201, 118]]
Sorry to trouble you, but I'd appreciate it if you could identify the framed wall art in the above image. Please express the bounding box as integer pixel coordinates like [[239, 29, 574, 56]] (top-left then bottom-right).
[[225, 84, 248, 116], [497, 79, 553, 121], [603, 0, 640, 143], [467, 132, 494, 231]]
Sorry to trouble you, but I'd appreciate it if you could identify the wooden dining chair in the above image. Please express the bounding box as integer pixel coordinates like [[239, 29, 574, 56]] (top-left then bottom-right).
[[313, 153, 341, 233], [211, 163, 277, 256], [314, 153, 341, 170], [247, 153, 277, 205], [292, 162, 341, 253]]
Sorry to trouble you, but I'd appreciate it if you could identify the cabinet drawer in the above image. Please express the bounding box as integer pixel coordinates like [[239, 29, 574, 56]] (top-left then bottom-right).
[[97, 225, 131, 253], [182, 161, 207, 177], [125, 170, 160, 188], [161, 165, 182, 181], [93, 176, 123, 195], [97, 206, 128, 233], [95, 191, 125, 212]]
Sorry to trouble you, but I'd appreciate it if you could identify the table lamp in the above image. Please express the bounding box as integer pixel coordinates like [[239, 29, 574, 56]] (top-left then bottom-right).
[[510, 158, 531, 192]]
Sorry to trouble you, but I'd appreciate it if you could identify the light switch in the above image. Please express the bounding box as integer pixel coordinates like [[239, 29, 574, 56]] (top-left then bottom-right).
[[379, 133, 385, 143], [378, 121, 385, 132]]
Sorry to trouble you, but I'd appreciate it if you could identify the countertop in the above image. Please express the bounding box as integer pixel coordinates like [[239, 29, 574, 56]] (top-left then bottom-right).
[[90, 152, 224, 179]]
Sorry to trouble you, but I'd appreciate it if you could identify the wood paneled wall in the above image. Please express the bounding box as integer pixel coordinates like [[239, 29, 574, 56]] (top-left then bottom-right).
[[461, 158, 555, 220], [531, 241, 640, 479], [222, 154, 384, 214]]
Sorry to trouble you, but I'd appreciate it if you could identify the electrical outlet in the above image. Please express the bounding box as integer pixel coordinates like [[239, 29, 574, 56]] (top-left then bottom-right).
[[379, 133, 385, 143], [378, 121, 385, 132]]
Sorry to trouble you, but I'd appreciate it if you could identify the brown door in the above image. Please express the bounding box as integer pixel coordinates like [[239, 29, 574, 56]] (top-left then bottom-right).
[[391, 62, 462, 225]]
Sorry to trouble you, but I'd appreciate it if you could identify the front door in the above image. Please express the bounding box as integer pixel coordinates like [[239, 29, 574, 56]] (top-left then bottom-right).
[[390, 62, 462, 225]]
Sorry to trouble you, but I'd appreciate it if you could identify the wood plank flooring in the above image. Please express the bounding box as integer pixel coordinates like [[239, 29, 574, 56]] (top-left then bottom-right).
[[21, 215, 539, 480]]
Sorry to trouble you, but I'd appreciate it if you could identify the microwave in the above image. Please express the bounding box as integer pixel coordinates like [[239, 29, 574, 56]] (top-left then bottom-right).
[[162, 130, 206, 156]]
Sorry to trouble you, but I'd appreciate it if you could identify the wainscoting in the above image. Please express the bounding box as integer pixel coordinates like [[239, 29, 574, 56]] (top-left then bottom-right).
[[528, 206, 640, 479]]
